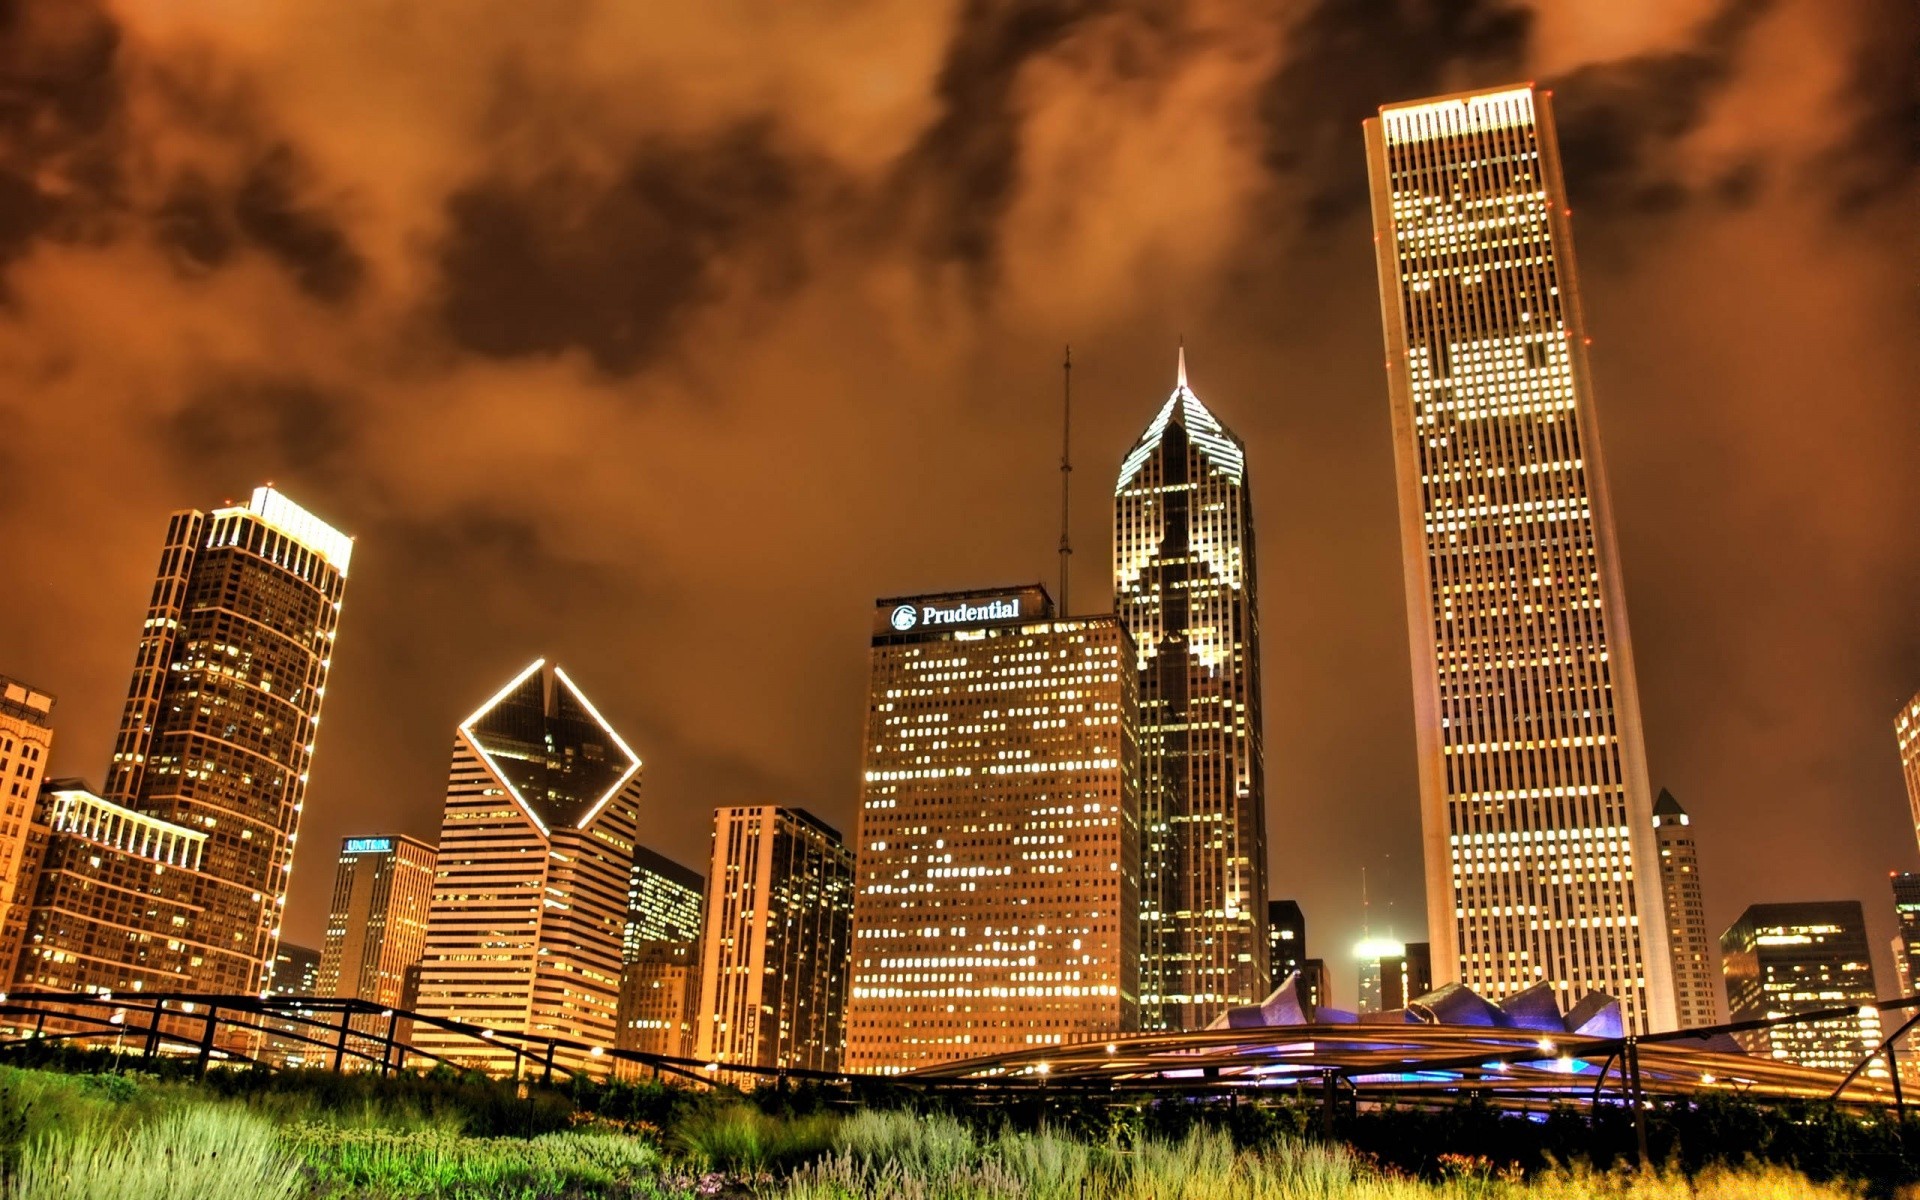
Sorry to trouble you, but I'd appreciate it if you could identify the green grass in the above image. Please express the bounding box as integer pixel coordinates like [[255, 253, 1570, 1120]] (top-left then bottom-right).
[[0, 1064, 1880, 1199]]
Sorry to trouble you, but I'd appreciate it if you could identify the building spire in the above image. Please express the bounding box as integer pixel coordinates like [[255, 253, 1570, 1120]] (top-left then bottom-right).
[[1176, 338, 1187, 390], [1058, 345, 1073, 617]]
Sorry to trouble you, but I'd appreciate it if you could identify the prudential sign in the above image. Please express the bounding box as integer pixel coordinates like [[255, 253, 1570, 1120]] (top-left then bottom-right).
[[894, 596, 1022, 631]]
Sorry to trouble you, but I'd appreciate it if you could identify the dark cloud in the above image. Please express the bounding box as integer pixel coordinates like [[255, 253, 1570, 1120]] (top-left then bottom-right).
[[438, 120, 806, 375], [1258, 0, 1533, 225], [1549, 0, 1773, 216], [0, 0, 123, 271], [232, 144, 365, 304], [163, 377, 354, 476], [1818, 0, 1919, 213], [887, 0, 1106, 276]]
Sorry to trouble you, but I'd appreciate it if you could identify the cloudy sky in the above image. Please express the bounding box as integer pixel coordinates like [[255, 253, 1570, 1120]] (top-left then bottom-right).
[[2, 0, 1913, 1007]]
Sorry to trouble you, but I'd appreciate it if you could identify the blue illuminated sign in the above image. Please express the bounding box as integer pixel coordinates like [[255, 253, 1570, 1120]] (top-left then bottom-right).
[[343, 837, 393, 854]]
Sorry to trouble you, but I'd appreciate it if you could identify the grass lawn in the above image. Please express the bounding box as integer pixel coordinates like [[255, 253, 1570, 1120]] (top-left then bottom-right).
[[0, 1063, 1886, 1198]]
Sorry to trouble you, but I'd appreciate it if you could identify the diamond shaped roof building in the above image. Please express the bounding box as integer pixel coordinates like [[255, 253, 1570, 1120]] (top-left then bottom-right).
[[414, 660, 643, 1076]]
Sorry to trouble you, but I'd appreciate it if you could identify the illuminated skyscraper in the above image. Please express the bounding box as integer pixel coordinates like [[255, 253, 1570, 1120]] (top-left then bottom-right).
[[21, 488, 353, 999], [270, 942, 321, 996], [414, 661, 641, 1076], [625, 845, 702, 960], [1892, 873, 1920, 996], [1365, 86, 1675, 1030], [1652, 790, 1718, 1027], [1114, 353, 1266, 1031], [1721, 902, 1882, 1075], [0, 678, 55, 983], [1898, 691, 1920, 853], [1357, 939, 1432, 1013], [1267, 900, 1305, 991], [693, 805, 851, 1073], [317, 835, 436, 1006], [846, 587, 1141, 1073]]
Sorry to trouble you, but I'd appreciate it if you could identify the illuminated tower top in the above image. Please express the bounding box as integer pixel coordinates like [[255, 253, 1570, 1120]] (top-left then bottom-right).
[[458, 659, 641, 835]]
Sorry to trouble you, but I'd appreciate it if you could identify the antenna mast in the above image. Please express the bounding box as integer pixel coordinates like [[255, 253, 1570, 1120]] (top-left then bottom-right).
[[1057, 345, 1073, 616]]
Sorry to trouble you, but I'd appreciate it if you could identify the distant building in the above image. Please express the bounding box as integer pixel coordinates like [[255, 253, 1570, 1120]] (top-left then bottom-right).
[[0, 678, 55, 983], [625, 846, 702, 959], [1898, 691, 1920, 854], [694, 805, 851, 1073], [99, 487, 353, 996], [1114, 354, 1267, 1030], [1721, 902, 1883, 1074], [414, 661, 641, 1076], [616, 940, 697, 1063], [1653, 790, 1720, 1027], [317, 835, 436, 1007], [271, 942, 322, 996], [1267, 901, 1305, 991], [1892, 873, 1920, 996], [1296, 958, 1332, 1011], [1356, 940, 1432, 1014], [1364, 85, 1675, 1031], [844, 586, 1140, 1074]]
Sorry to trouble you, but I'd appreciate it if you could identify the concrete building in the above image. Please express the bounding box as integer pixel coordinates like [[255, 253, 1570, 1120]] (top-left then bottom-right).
[[694, 805, 851, 1073], [615, 939, 698, 1063], [1721, 901, 1882, 1075], [1364, 86, 1675, 1031], [1114, 356, 1267, 1029], [317, 835, 436, 1007], [844, 587, 1140, 1073], [1653, 790, 1719, 1027], [0, 678, 55, 983], [413, 661, 641, 1076]]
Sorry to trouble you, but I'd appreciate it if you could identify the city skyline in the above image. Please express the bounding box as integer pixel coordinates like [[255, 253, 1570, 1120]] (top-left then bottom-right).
[[0, 3, 1911, 1014]]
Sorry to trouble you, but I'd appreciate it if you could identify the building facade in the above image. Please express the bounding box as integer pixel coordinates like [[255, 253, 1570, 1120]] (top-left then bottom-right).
[[1892, 873, 1920, 996], [616, 939, 698, 1062], [93, 486, 352, 996], [1364, 86, 1675, 1031], [413, 661, 641, 1076], [0, 679, 55, 983], [13, 782, 207, 994], [1357, 941, 1433, 1013], [1114, 355, 1267, 1030], [625, 845, 703, 960], [317, 835, 436, 1006], [271, 942, 322, 995], [1267, 900, 1305, 992], [693, 805, 852, 1073], [1899, 691, 1920, 854], [1721, 901, 1882, 1074], [846, 587, 1141, 1073], [1652, 790, 1719, 1027]]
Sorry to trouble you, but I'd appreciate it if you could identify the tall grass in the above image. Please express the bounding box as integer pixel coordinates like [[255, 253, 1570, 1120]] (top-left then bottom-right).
[[8, 1105, 302, 1200], [674, 1103, 837, 1172], [287, 1125, 664, 1197]]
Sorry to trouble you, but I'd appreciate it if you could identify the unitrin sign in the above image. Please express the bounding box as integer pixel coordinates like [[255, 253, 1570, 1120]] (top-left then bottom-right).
[[343, 837, 393, 854]]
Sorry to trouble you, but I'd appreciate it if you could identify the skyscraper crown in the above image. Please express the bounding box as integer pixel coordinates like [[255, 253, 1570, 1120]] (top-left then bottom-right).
[[1115, 349, 1245, 491], [460, 659, 641, 834]]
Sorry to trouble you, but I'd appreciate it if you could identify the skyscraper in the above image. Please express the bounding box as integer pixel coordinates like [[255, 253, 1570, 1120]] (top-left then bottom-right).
[[0, 678, 55, 984], [270, 942, 322, 996], [616, 939, 698, 1062], [1898, 691, 1920, 853], [1652, 790, 1718, 1027], [414, 661, 641, 1076], [693, 805, 852, 1073], [317, 835, 436, 1007], [100, 486, 352, 995], [1721, 901, 1882, 1074], [625, 845, 702, 959], [1114, 351, 1267, 1031], [12, 781, 207, 995], [846, 587, 1141, 1073], [1267, 900, 1305, 991], [1364, 85, 1675, 1031], [1357, 940, 1433, 1013]]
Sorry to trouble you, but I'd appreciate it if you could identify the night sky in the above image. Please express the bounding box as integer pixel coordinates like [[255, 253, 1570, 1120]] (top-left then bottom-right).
[[2, 0, 1914, 1009]]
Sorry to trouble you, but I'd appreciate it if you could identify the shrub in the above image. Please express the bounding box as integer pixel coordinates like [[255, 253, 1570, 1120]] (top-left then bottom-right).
[[676, 1104, 838, 1173]]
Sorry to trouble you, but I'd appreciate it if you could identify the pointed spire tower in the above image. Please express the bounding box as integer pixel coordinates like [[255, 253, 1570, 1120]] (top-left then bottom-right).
[[1114, 347, 1267, 1031]]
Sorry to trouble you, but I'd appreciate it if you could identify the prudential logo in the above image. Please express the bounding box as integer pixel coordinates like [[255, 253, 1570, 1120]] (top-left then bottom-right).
[[889, 604, 920, 631]]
